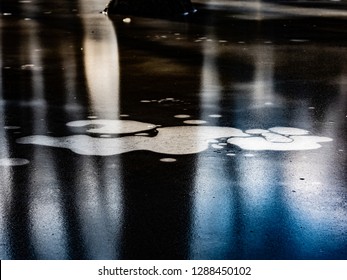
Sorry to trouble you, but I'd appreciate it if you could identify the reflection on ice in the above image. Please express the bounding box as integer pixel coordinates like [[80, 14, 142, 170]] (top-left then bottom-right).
[[17, 120, 333, 156]]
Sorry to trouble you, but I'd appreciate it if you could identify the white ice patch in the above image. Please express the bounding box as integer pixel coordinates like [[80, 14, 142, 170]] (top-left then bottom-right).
[[245, 129, 269, 134], [262, 132, 293, 143], [243, 127, 309, 144], [17, 121, 333, 156], [268, 127, 309, 136], [17, 125, 247, 156], [67, 119, 157, 134], [228, 135, 332, 151]]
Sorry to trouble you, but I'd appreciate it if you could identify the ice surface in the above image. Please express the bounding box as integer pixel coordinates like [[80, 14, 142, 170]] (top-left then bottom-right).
[[17, 121, 333, 156]]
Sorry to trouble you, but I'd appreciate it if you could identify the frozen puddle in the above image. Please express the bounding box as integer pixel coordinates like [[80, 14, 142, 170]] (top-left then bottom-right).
[[17, 120, 333, 156]]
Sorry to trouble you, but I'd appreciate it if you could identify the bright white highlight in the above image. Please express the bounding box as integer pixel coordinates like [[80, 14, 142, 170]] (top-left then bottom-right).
[[17, 121, 333, 156], [67, 119, 157, 134]]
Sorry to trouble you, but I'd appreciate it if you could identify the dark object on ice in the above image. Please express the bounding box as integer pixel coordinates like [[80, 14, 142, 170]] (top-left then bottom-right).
[[103, 0, 197, 18]]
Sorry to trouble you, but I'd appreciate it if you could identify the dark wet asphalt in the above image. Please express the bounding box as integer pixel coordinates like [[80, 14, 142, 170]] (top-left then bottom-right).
[[1, 0, 347, 260]]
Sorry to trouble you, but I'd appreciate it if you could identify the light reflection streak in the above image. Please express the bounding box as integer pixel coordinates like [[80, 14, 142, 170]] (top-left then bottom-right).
[[21, 15, 68, 259], [190, 33, 234, 259], [80, 6, 120, 119], [281, 57, 347, 257], [248, 44, 287, 118], [189, 33, 283, 258], [233, 153, 291, 258], [252, 45, 276, 104], [200, 36, 222, 113], [190, 164, 236, 259], [194, 0, 347, 18], [62, 44, 79, 109], [189, 30, 295, 259], [74, 0, 123, 258], [74, 157, 123, 259], [282, 154, 347, 257], [0, 31, 12, 259]]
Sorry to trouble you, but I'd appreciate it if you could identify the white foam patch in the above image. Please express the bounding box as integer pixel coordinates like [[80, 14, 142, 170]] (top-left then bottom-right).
[[0, 158, 30, 166], [67, 119, 157, 134], [228, 135, 332, 151], [17, 121, 333, 156], [174, 115, 191, 119], [183, 120, 207, 125], [17, 125, 248, 156]]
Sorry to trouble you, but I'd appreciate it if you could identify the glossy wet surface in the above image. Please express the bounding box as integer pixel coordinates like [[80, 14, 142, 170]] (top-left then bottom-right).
[[1, 0, 347, 259]]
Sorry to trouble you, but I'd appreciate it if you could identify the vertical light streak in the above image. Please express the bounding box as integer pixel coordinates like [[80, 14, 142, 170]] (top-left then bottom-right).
[[0, 26, 12, 259], [190, 34, 234, 259], [252, 44, 276, 105], [22, 8, 68, 258], [80, 3, 120, 119], [73, 0, 124, 258], [281, 53, 347, 258]]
